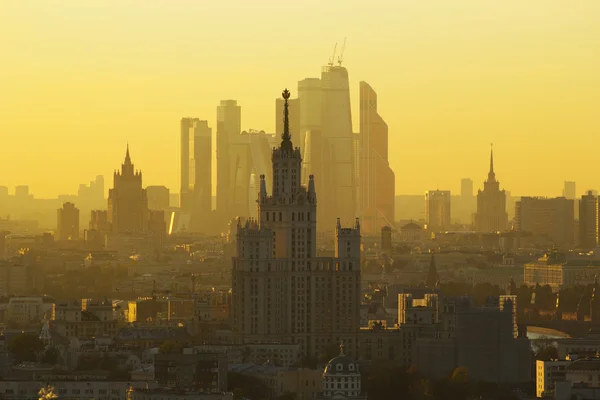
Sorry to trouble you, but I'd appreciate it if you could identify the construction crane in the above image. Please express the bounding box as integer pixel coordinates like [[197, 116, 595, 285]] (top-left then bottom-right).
[[328, 42, 338, 66], [337, 37, 347, 66]]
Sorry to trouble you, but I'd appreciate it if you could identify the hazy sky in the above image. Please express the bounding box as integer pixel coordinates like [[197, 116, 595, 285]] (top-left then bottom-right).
[[1, 1, 599, 198]]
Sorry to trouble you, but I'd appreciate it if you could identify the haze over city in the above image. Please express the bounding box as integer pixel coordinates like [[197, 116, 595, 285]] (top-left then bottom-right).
[[2, 0, 600, 198]]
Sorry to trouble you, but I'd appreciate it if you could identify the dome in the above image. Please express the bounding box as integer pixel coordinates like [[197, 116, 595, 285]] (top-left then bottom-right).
[[324, 345, 359, 376]]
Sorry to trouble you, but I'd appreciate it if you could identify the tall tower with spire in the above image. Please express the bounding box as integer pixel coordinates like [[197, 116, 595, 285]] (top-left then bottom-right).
[[108, 145, 149, 233], [232, 89, 361, 359], [475, 145, 508, 233]]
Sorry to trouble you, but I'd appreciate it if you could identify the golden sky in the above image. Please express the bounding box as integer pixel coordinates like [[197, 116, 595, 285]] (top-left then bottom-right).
[[1, 1, 599, 198]]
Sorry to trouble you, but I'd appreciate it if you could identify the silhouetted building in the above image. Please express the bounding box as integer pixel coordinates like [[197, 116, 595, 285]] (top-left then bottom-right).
[[475, 147, 508, 232], [78, 175, 105, 209], [180, 118, 212, 232], [154, 352, 227, 392], [232, 89, 361, 358], [461, 178, 473, 198], [564, 181, 577, 200], [425, 190, 451, 232], [358, 82, 395, 234], [320, 65, 356, 228], [57, 202, 79, 241], [147, 186, 170, 211], [89, 210, 110, 231], [107, 145, 148, 234], [216, 100, 241, 225], [515, 197, 575, 246], [579, 190, 598, 249]]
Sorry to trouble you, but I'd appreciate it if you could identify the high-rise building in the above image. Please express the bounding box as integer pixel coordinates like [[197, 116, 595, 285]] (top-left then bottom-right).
[[579, 191, 598, 249], [57, 202, 80, 240], [232, 89, 361, 358], [358, 82, 395, 235], [515, 197, 574, 246], [146, 186, 170, 211], [107, 146, 148, 234], [216, 100, 241, 224], [461, 179, 473, 198], [180, 118, 212, 231], [475, 147, 508, 232], [320, 65, 356, 228], [563, 181, 576, 199], [425, 190, 451, 232]]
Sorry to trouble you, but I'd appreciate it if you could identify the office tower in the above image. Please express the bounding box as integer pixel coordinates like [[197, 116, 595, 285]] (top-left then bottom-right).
[[579, 191, 598, 249], [57, 202, 80, 240], [232, 89, 361, 358], [475, 147, 508, 232], [358, 81, 395, 234], [216, 100, 241, 223], [461, 179, 473, 198], [180, 118, 212, 231], [563, 181, 576, 199], [107, 145, 148, 234], [515, 197, 574, 246], [320, 65, 356, 227], [425, 190, 451, 231], [147, 186, 170, 211], [15, 185, 29, 199], [298, 78, 322, 156]]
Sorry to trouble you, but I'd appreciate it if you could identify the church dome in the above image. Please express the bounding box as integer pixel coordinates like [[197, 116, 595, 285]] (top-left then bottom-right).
[[324, 345, 360, 376]]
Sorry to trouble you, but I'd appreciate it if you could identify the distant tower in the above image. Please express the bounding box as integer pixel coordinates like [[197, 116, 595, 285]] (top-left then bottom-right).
[[180, 118, 212, 232], [461, 178, 473, 198], [107, 145, 149, 233], [57, 202, 80, 240], [579, 190, 599, 249], [216, 100, 241, 224], [359, 81, 395, 234], [425, 190, 451, 232], [475, 146, 508, 232], [563, 181, 576, 200]]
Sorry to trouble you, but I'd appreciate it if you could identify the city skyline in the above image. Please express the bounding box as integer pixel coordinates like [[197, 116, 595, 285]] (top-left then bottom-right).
[[2, 1, 600, 198]]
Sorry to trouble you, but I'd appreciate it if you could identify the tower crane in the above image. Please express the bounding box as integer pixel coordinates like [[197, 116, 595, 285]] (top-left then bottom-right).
[[337, 37, 347, 66], [328, 42, 338, 66]]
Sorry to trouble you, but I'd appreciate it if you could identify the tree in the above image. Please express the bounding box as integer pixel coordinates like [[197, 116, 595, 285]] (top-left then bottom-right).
[[228, 372, 268, 400], [534, 339, 558, 360], [8, 334, 45, 363], [41, 348, 58, 365], [449, 367, 469, 384]]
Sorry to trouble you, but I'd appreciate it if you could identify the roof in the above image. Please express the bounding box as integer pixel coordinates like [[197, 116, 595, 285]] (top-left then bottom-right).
[[324, 350, 359, 376], [401, 222, 422, 231], [567, 358, 600, 372]]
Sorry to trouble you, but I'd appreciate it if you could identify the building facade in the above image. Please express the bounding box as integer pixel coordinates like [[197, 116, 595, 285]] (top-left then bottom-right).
[[57, 202, 80, 240], [579, 190, 598, 249], [180, 118, 212, 232], [107, 146, 148, 234], [515, 197, 575, 246], [425, 190, 451, 232], [231, 89, 361, 359], [475, 148, 508, 232], [358, 81, 395, 235]]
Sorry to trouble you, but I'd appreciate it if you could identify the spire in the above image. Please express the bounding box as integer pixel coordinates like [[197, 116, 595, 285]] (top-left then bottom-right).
[[426, 251, 438, 289], [125, 143, 132, 165], [280, 89, 293, 153], [488, 143, 496, 182]]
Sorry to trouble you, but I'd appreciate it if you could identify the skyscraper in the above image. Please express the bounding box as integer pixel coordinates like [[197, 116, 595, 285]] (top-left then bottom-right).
[[216, 100, 241, 224], [358, 81, 395, 234], [563, 181, 576, 199], [579, 191, 598, 249], [57, 202, 79, 240], [232, 89, 361, 358], [320, 65, 356, 228], [107, 145, 148, 234], [180, 118, 212, 231], [475, 147, 508, 232], [425, 190, 451, 232], [461, 179, 473, 198]]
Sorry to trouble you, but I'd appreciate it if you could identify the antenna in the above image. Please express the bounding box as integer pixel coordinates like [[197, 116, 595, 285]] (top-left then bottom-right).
[[337, 37, 347, 66], [328, 42, 338, 66]]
